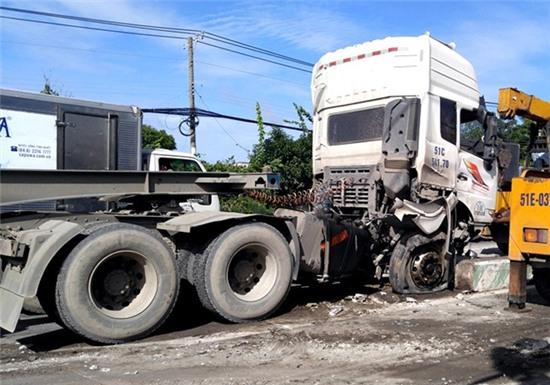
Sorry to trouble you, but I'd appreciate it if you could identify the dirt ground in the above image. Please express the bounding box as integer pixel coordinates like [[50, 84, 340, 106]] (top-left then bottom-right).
[[1, 281, 549, 385]]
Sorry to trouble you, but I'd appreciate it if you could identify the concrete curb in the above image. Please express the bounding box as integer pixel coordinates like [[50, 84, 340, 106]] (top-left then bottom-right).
[[455, 257, 510, 292]]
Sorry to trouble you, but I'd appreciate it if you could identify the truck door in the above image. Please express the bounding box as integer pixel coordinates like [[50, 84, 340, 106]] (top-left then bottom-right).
[[421, 96, 459, 189], [456, 108, 498, 223], [57, 110, 117, 170]]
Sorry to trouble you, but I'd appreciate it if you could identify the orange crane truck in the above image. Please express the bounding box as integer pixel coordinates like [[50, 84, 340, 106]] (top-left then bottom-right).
[[496, 88, 550, 309]]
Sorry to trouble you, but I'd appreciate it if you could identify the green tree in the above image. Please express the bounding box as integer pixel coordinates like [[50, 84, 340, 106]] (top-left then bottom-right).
[[40, 76, 60, 96], [500, 119, 533, 161], [205, 156, 248, 173], [460, 121, 484, 141], [249, 102, 267, 171], [203, 156, 272, 214], [220, 195, 274, 215], [461, 117, 533, 160], [142, 124, 176, 150], [249, 103, 313, 194], [219, 103, 313, 214]]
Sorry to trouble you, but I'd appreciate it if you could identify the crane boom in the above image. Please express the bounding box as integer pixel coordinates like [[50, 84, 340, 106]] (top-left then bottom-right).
[[497, 87, 550, 122]]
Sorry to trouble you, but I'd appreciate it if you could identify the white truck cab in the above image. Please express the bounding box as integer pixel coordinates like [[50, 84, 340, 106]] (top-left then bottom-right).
[[142, 148, 221, 212], [312, 33, 498, 226]]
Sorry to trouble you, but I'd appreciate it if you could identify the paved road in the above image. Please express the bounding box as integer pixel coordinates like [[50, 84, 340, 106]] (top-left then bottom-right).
[[2, 281, 549, 385]]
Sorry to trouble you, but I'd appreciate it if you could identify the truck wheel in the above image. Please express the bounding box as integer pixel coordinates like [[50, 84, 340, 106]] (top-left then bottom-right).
[[194, 223, 293, 322], [55, 223, 179, 344], [389, 233, 448, 294], [533, 268, 550, 303]]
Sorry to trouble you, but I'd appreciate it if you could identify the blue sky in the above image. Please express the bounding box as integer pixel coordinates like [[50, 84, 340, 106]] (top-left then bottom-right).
[[1, 1, 549, 162]]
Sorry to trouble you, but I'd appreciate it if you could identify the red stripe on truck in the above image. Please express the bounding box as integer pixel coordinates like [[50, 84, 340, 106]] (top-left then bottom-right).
[[317, 47, 400, 72]]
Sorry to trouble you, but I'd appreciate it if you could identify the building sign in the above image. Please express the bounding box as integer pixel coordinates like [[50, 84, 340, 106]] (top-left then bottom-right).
[[0, 109, 57, 169]]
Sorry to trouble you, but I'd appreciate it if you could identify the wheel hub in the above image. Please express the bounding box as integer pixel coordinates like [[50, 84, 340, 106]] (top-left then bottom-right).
[[103, 270, 132, 296], [228, 248, 268, 297], [234, 260, 256, 282], [88, 251, 157, 318], [410, 251, 444, 288]]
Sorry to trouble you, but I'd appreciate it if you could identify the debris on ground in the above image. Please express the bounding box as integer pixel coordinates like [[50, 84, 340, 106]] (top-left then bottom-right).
[[351, 293, 368, 303], [515, 338, 550, 355], [328, 305, 344, 317], [2, 288, 549, 385]]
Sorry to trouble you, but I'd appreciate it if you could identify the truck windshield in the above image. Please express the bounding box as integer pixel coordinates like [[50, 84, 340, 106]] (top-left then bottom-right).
[[327, 107, 384, 145], [159, 158, 202, 172]]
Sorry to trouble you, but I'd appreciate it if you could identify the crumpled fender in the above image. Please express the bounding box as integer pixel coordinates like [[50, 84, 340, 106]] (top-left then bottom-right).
[[393, 193, 458, 235]]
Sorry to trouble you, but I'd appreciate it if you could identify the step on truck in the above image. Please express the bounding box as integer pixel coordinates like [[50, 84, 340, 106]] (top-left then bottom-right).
[[0, 34, 525, 343]]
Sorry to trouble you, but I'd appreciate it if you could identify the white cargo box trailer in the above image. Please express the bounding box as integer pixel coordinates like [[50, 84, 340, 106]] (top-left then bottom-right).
[[0, 88, 142, 172]]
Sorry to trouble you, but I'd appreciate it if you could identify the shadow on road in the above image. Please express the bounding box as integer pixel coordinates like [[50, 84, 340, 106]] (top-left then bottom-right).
[[18, 328, 82, 352], [471, 337, 550, 385], [11, 314, 50, 332], [527, 286, 550, 307], [282, 280, 389, 312]]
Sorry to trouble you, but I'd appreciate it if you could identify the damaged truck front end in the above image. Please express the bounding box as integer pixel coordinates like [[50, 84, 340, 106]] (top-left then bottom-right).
[[298, 95, 459, 292]]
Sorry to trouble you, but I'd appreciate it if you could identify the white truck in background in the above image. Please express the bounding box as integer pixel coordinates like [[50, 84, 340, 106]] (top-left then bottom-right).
[[143, 148, 220, 212]]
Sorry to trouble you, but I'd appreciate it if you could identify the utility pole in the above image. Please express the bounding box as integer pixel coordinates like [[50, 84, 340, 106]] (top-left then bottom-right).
[[187, 37, 197, 155]]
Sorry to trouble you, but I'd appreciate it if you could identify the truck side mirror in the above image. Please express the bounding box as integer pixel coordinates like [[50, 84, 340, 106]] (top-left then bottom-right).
[[482, 114, 499, 171]]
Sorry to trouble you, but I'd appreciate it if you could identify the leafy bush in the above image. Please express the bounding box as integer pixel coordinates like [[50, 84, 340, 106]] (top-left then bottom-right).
[[220, 195, 273, 215]]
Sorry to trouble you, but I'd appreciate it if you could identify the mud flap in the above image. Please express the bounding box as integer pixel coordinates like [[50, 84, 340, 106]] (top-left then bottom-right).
[[0, 288, 24, 332]]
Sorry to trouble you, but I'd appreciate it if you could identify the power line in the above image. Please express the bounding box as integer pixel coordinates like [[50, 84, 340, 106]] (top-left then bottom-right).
[[142, 107, 310, 132], [199, 34, 313, 67], [2, 40, 306, 87], [0, 15, 187, 40], [0, 6, 314, 68], [1, 15, 312, 74], [0, 6, 313, 66], [196, 90, 250, 153], [197, 41, 312, 73], [196, 61, 304, 86]]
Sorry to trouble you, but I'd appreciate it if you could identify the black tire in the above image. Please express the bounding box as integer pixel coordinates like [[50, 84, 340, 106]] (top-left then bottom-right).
[[194, 223, 293, 323], [496, 242, 509, 256], [491, 223, 509, 256], [533, 267, 550, 303], [389, 233, 449, 294], [55, 223, 179, 344], [22, 296, 45, 315]]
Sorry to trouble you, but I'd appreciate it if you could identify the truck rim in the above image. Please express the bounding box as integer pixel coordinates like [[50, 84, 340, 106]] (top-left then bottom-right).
[[226, 244, 277, 302], [410, 250, 445, 289], [88, 250, 158, 318]]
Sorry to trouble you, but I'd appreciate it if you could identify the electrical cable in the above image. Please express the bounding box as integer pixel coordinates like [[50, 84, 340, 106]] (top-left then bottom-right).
[[2, 40, 305, 86], [196, 41, 312, 73], [0, 6, 314, 68], [196, 90, 250, 153], [142, 107, 311, 132], [1, 15, 312, 73], [0, 15, 187, 40]]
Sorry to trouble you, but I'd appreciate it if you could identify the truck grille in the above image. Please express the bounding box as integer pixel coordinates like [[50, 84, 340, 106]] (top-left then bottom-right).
[[325, 167, 374, 208]]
